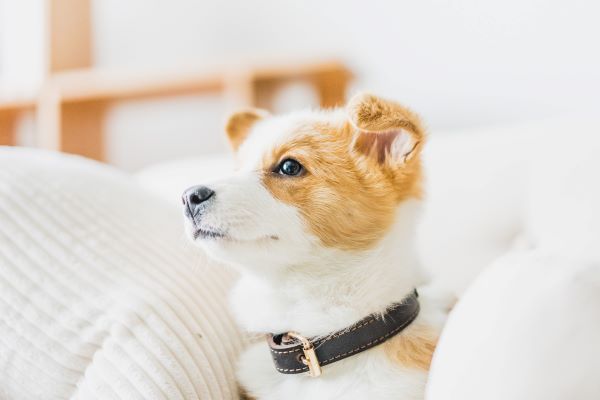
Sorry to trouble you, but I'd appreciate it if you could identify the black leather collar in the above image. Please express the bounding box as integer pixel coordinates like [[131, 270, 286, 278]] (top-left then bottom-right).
[[267, 289, 419, 377]]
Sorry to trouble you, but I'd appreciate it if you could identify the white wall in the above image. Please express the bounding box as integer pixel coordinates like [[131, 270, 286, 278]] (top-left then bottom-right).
[[0, 0, 46, 96], [2, 0, 599, 170]]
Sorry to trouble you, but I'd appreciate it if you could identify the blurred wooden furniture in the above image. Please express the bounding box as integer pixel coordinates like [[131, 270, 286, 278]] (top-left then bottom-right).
[[0, 0, 352, 162]]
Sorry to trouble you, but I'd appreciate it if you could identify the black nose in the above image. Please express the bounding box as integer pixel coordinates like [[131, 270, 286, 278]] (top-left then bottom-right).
[[182, 185, 215, 215]]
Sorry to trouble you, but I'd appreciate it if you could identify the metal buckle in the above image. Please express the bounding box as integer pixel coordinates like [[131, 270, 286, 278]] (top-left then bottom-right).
[[287, 332, 322, 377]]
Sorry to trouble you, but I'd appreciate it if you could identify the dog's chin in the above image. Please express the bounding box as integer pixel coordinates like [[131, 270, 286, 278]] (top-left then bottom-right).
[[186, 225, 285, 268]]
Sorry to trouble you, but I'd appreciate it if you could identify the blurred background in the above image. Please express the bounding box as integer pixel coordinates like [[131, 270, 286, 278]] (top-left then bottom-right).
[[1, 0, 599, 171]]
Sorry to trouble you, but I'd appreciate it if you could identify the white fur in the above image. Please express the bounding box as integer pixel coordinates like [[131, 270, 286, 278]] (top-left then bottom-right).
[[232, 208, 448, 400], [185, 109, 448, 399]]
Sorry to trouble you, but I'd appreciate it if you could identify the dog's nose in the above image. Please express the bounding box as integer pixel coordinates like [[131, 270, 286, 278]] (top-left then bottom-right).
[[182, 185, 215, 215]]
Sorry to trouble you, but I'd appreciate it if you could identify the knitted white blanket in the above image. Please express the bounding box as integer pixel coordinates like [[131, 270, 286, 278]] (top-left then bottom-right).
[[0, 148, 244, 400]]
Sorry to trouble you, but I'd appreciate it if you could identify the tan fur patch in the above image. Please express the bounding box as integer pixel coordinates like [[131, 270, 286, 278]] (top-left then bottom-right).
[[347, 93, 425, 136], [349, 93, 425, 165], [225, 109, 269, 151], [259, 94, 425, 251], [383, 325, 438, 370]]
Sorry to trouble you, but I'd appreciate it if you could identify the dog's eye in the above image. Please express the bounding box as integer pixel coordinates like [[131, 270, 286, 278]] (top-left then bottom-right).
[[277, 158, 304, 176]]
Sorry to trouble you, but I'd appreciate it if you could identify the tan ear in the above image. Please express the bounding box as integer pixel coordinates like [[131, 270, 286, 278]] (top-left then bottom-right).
[[347, 93, 425, 165], [225, 108, 269, 151]]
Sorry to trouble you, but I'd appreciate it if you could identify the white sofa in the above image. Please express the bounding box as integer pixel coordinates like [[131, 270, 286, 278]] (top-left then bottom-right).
[[1, 115, 599, 399]]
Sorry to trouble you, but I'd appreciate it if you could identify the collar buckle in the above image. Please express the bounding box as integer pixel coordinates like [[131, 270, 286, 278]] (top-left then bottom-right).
[[287, 332, 322, 377]]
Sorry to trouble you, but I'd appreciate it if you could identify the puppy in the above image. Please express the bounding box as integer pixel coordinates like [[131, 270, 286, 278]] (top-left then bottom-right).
[[183, 93, 448, 399]]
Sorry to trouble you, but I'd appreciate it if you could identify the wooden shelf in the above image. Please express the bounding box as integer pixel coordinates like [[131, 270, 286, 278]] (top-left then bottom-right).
[[0, 97, 36, 112], [48, 68, 225, 103], [1, 60, 351, 106], [1, 60, 352, 160]]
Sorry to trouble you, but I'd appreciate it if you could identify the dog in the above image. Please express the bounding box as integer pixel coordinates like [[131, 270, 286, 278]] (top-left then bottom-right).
[[182, 93, 449, 399]]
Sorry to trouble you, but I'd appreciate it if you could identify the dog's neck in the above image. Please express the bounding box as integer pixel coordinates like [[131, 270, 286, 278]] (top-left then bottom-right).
[[230, 200, 425, 337]]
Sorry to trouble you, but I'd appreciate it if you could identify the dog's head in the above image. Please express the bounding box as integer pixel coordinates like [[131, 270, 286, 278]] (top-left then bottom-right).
[[183, 93, 425, 273]]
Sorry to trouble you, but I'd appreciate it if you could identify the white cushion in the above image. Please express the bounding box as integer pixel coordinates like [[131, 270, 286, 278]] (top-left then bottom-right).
[[0, 148, 244, 400], [426, 250, 600, 400], [419, 115, 600, 293], [424, 115, 600, 399]]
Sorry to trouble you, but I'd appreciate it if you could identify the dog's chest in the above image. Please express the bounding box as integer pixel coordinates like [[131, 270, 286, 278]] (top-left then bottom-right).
[[237, 342, 427, 400]]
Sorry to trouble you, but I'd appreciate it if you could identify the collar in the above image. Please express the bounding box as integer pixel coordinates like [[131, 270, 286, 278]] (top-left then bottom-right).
[[267, 289, 419, 377]]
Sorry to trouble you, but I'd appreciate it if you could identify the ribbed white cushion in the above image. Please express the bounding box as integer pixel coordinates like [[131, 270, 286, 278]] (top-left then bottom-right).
[[0, 147, 244, 400]]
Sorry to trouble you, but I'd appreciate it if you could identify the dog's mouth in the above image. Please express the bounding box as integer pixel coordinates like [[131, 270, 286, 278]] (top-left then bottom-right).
[[190, 225, 279, 243], [192, 227, 227, 240]]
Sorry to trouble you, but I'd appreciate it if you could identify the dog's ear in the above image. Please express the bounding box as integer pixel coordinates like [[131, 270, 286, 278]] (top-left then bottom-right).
[[347, 93, 425, 166], [225, 108, 269, 151]]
